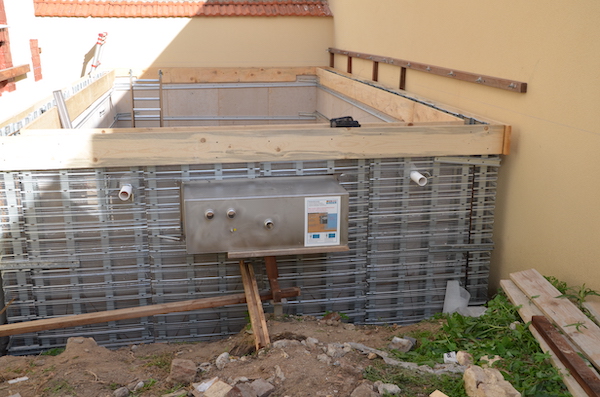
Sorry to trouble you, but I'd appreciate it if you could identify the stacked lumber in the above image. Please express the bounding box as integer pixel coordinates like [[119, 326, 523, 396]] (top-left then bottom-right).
[[501, 269, 600, 397]]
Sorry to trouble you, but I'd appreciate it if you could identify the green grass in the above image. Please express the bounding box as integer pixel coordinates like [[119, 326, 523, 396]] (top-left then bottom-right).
[[366, 292, 570, 397]]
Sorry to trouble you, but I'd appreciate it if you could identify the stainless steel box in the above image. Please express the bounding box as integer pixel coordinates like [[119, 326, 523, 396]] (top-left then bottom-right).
[[180, 176, 349, 257]]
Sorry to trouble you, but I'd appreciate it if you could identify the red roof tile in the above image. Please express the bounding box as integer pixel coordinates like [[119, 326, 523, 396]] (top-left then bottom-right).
[[33, 1, 333, 18]]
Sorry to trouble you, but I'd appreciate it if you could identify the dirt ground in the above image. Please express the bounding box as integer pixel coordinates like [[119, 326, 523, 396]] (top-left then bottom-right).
[[0, 315, 445, 397]]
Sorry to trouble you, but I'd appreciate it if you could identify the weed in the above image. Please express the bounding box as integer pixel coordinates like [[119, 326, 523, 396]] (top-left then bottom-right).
[[364, 363, 466, 397], [142, 353, 173, 371], [44, 379, 75, 395], [132, 378, 157, 395], [382, 293, 569, 397], [40, 347, 64, 356], [556, 283, 600, 311], [565, 321, 588, 333]]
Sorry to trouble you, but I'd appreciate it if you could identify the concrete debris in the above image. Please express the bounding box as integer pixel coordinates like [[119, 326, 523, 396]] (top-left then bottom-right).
[[250, 378, 275, 397], [216, 352, 231, 370], [388, 336, 414, 352], [350, 383, 378, 397], [374, 381, 402, 395], [464, 365, 521, 397], [457, 351, 474, 366], [113, 386, 130, 397], [168, 358, 198, 384], [204, 380, 234, 397]]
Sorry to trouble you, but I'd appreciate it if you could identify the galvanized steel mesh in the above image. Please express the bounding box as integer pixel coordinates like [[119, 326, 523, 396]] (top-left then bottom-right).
[[0, 157, 498, 355]]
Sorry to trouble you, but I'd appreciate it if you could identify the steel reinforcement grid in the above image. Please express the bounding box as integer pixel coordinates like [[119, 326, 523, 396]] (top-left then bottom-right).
[[0, 156, 498, 355]]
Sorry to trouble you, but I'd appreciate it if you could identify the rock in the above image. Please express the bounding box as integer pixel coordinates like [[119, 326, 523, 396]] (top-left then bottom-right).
[[464, 365, 520, 397], [457, 351, 474, 366], [275, 365, 286, 381], [250, 379, 275, 397], [216, 352, 231, 370], [509, 321, 521, 330], [272, 339, 301, 349], [168, 358, 197, 384], [199, 362, 213, 372], [304, 337, 319, 349], [317, 353, 332, 365], [343, 323, 356, 331], [388, 336, 414, 352], [367, 352, 378, 360], [374, 380, 401, 395], [350, 383, 378, 397], [162, 389, 187, 397], [113, 386, 130, 397], [233, 376, 250, 384], [226, 384, 258, 397], [326, 343, 351, 358], [464, 365, 488, 395]]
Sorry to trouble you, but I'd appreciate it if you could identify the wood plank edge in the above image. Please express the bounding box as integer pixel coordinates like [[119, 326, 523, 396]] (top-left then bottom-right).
[[500, 279, 589, 397]]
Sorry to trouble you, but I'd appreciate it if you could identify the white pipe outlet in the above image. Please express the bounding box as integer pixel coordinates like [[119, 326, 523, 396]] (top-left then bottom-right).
[[410, 170, 428, 186], [118, 184, 133, 201]]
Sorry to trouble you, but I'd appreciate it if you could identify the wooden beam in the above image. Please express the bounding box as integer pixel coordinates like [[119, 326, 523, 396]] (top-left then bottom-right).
[[328, 48, 527, 93], [317, 68, 463, 123], [0, 64, 30, 82], [510, 269, 600, 372], [265, 256, 282, 303], [0, 123, 506, 171], [240, 261, 270, 349], [124, 67, 318, 84], [25, 70, 115, 130], [532, 315, 600, 397], [501, 279, 589, 397], [0, 287, 300, 337]]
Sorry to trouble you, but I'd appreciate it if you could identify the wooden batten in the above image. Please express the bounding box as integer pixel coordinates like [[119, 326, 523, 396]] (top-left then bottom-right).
[[0, 124, 505, 171], [23, 71, 115, 130]]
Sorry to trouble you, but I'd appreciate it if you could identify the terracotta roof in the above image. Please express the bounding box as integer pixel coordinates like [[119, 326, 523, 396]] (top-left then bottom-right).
[[34, 0, 333, 18]]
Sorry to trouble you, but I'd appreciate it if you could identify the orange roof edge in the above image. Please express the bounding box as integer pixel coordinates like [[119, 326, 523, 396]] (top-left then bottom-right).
[[33, 0, 333, 18]]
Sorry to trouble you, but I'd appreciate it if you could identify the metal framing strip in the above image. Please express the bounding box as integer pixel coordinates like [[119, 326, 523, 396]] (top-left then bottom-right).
[[328, 48, 527, 93]]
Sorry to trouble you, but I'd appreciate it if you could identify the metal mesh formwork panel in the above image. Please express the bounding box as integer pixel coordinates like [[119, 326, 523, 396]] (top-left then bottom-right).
[[0, 156, 498, 354]]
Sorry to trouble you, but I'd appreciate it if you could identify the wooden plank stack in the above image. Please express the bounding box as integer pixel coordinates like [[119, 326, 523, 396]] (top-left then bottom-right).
[[502, 269, 600, 397]]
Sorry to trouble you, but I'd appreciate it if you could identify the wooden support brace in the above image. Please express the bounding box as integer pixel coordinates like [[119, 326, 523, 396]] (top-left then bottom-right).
[[264, 256, 282, 303], [239, 260, 270, 350], [372, 61, 379, 82], [0, 64, 30, 82], [532, 315, 600, 397], [0, 287, 300, 337]]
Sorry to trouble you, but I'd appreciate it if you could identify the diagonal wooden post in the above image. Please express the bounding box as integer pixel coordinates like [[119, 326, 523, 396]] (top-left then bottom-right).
[[239, 260, 270, 350]]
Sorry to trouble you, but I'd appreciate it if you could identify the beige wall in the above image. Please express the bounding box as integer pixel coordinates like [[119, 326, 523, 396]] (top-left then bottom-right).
[[328, 0, 600, 292], [1, 13, 333, 122]]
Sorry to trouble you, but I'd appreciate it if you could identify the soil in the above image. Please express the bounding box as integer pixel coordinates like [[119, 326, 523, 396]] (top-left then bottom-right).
[[0, 314, 445, 397]]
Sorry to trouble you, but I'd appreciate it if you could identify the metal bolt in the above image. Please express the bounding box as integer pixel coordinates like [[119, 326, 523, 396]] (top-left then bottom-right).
[[448, 71, 455, 76]]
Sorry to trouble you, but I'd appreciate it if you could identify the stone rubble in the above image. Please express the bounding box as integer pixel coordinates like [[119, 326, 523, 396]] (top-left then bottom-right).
[[105, 330, 519, 397]]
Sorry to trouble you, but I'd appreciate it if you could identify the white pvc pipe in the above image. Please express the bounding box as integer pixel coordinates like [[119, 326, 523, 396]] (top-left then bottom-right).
[[410, 170, 428, 186], [118, 184, 133, 201]]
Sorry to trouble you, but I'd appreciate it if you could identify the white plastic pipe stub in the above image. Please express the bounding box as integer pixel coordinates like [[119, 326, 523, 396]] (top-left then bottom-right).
[[410, 171, 428, 186], [118, 184, 133, 201]]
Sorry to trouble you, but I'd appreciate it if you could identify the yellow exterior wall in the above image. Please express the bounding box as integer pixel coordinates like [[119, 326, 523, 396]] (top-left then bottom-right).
[[328, 0, 600, 292]]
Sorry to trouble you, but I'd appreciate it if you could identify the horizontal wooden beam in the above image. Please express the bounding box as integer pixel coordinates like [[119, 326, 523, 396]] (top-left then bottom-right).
[[0, 123, 507, 171], [328, 48, 527, 93], [0, 64, 30, 82], [0, 287, 301, 337], [25, 71, 116, 130], [318, 68, 463, 124], [124, 67, 318, 84]]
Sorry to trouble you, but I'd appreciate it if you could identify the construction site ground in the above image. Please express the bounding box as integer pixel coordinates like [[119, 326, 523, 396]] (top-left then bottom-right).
[[0, 315, 445, 397]]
